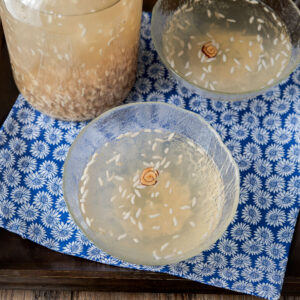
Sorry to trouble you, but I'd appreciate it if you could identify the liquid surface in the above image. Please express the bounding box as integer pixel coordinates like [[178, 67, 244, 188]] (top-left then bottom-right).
[[6, 0, 119, 15], [79, 130, 225, 265], [163, 0, 292, 93]]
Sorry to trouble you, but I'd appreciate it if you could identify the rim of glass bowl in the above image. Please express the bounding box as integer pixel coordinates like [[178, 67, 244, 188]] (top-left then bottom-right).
[[1, 0, 121, 17], [63, 102, 240, 266], [151, 0, 300, 100]]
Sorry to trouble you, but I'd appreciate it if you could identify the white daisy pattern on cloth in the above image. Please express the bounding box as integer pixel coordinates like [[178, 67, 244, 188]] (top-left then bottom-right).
[[0, 13, 299, 300]]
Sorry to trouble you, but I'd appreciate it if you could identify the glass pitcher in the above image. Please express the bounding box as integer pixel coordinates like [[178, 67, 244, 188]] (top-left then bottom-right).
[[0, 0, 143, 121]]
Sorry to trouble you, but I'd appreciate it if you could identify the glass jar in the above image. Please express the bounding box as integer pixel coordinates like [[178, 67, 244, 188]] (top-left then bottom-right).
[[0, 0, 142, 121]]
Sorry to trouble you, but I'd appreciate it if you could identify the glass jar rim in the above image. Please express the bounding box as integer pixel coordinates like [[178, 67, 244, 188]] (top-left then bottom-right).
[[2, 0, 121, 17]]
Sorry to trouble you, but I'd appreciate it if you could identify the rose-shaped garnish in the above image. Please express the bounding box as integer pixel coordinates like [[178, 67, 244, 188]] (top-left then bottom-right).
[[202, 42, 218, 58], [140, 167, 159, 186]]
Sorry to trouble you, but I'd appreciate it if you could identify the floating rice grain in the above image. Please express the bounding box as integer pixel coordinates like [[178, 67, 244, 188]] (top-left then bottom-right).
[[160, 157, 167, 166], [180, 205, 191, 210], [160, 243, 169, 252], [149, 213, 160, 219], [86, 217, 92, 227], [152, 142, 157, 152], [258, 64, 262, 72], [123, 211, 131, 220], [189, 221, 196, 228], [192, 197, 197, 207], [98, 177, 104, 187], [245, 65, 252, 72], [178, 50, 184, 57], [177, 23, 185, 31], [152, 226, 161, 230], [136, 208, 141, 219], [117, 233, 127, 240], [203, 67, 209, 73], [138, 222, 143, 231], [121, 189, 127, 198], [130, 132, 139, 138], [215, 12, 225, 19], [233, 58, 240, 66], [256, 34, 261, 42], [152, 250, 161, 260], [130, 216, 136, 225], [207, 9, 211, 18], [168, 132, 175, 141], [262, 59, 267, 69], [200, 73, 206, 81], [114, 175, 124, 181], [135, 189, 141, 198], [81, 204, 86, 214], [110, 195, 117, 202], [164, 161, 171, 169], [271, 12, 277, 21], [173, 217, 178, 227]]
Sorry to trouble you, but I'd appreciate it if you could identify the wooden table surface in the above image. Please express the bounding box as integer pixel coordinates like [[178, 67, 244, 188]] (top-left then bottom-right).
[[1, 0, 300, 297]]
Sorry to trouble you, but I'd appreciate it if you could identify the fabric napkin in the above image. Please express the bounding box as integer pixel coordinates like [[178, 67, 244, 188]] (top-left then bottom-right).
[[0, 13, 300, 300]]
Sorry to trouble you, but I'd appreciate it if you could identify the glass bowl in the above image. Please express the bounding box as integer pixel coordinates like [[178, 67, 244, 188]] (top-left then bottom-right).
[[151, 0, 300, 101], [63, 102, 240, 266]]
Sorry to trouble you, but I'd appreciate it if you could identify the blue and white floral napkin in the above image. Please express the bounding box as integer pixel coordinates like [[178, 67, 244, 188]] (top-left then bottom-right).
[[0, 13, 300, 300]]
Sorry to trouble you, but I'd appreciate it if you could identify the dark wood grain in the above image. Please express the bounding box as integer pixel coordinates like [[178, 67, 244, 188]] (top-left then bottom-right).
[[0, 290, 264, 300], [0, 22, 3, 51], [0, 0, 300, 296]]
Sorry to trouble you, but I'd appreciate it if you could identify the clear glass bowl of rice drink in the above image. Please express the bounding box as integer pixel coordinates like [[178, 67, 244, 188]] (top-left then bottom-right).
[[0, 0, 142, 121], [63, 102, 240, 266], [151, 0, 300, 101]]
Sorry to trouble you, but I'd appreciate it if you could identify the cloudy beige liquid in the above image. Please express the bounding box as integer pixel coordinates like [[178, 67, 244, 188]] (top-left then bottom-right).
[[79, 130, 225, 265], [163, 0, 292, 93], [0, 0, 142, 120]]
